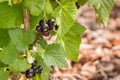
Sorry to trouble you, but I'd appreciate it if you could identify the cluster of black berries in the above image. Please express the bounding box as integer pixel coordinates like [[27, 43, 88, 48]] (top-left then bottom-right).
[[25, 65, 42, 78], [36, 19, 58, 36], [75, 2, 80, 9]]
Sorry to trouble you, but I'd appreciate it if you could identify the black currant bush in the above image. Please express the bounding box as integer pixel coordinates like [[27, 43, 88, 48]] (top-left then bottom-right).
[[0, 0, 115, 80]]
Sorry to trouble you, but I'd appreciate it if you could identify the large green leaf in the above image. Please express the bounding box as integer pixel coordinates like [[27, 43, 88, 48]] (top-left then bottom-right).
[[37, 56, 51, 72], [0, 42, 29, 72], [0, 69, 9, 80], [8, 28, 35, 51], [43, 44, 68, 67], [53, 1, 77, 39], [0, 2, 23, 29], [0, 29, 10, 48], [9, 58, 30, 72], [0, 43, 18, 65], [88, 0, 114, 26], [60, 23, 86, 61], [23, 0, 45, 16]]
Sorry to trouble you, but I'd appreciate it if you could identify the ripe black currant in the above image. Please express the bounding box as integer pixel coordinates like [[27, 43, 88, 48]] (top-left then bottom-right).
[[47, 19, 55, 30], [36, 25, 41, 32], [36, 66, 42, 73], [41, 23, 49, 32], [75, 2, 80, 9], [39, 19, 45, 27], [25, 68, 35, 78], [31, 65, 43, 73], [31, 65, 39, 71], [42, 30, 50, 36], [55, 25, 58, 30]]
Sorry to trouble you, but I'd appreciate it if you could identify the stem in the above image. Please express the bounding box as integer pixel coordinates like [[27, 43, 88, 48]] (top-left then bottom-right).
[[43, 9, 47, 21], [55, 0, 61, 5], [23, 9, 30, 30], [32, 32, 42, 45]]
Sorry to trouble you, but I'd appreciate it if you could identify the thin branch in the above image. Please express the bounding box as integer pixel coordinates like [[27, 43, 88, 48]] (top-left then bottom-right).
[[23, 9, 30, 30]]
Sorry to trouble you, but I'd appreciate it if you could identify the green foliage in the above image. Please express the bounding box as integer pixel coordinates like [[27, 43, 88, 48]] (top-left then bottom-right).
[[88, 0, 114, 26], [9, 58, 30, 72], [53, 1, 77, 39], [0, 0, 115, 80], [45, 0, 53, 15], [0, 43, 18, 65], [78, 0, 88, 5], [0, 69, 9, 80], [36, 56, 51, 80], [30, 14, 43, 29], [43, 44, 68, 67], [8, 28, 35, 51], [0, 0, 8, 3], [0, 29, 10, 48], [0, 61, 7, 68], [23, 0, 45, 16], [60, 23, 86, 61], [0, 2, 23, 29]]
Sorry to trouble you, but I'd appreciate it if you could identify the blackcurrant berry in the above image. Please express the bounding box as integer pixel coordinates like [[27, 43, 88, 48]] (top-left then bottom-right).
[[41, 24, 49, 32], [39, 20, 45, 27], [36, 66, 42, 73], [47, 19, 55, 30], [42, 30, 50, 36], [25, 68, 35, 78], [31, 65, 43, 73], [31, 65, 39, 71], [36, 25, 41, 32], [75, 2, 80, 9], [55, 25, 58, 30]]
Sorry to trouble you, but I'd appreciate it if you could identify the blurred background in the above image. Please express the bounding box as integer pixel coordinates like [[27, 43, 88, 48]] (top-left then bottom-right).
[[50, 1, 120, 80]]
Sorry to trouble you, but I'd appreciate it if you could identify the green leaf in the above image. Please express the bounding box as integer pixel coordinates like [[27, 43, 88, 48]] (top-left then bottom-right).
[[43, 44, 68, 67], [39, 38, 47, 49], [33, 74, 40, 80], [23, 0, 45, 16], [0, 69, 9, 80], [78, 0, 88, 5], [60, 23, 86, 61], [0, 42, 18, 65], [9, 58, 30, 72], [88, 0, 114, 26], [0, 42, 29, 72], [41, 71, 49, 80], [53, 2, 77, 39], [0, 29, 10, 48], [8, 28, 35, 51], [0, 61, 8, 68], [36, 55, 51, 72], [0, 2, 23, 29], [23, 30, 35, 45], [45, 0, 53, 15]]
